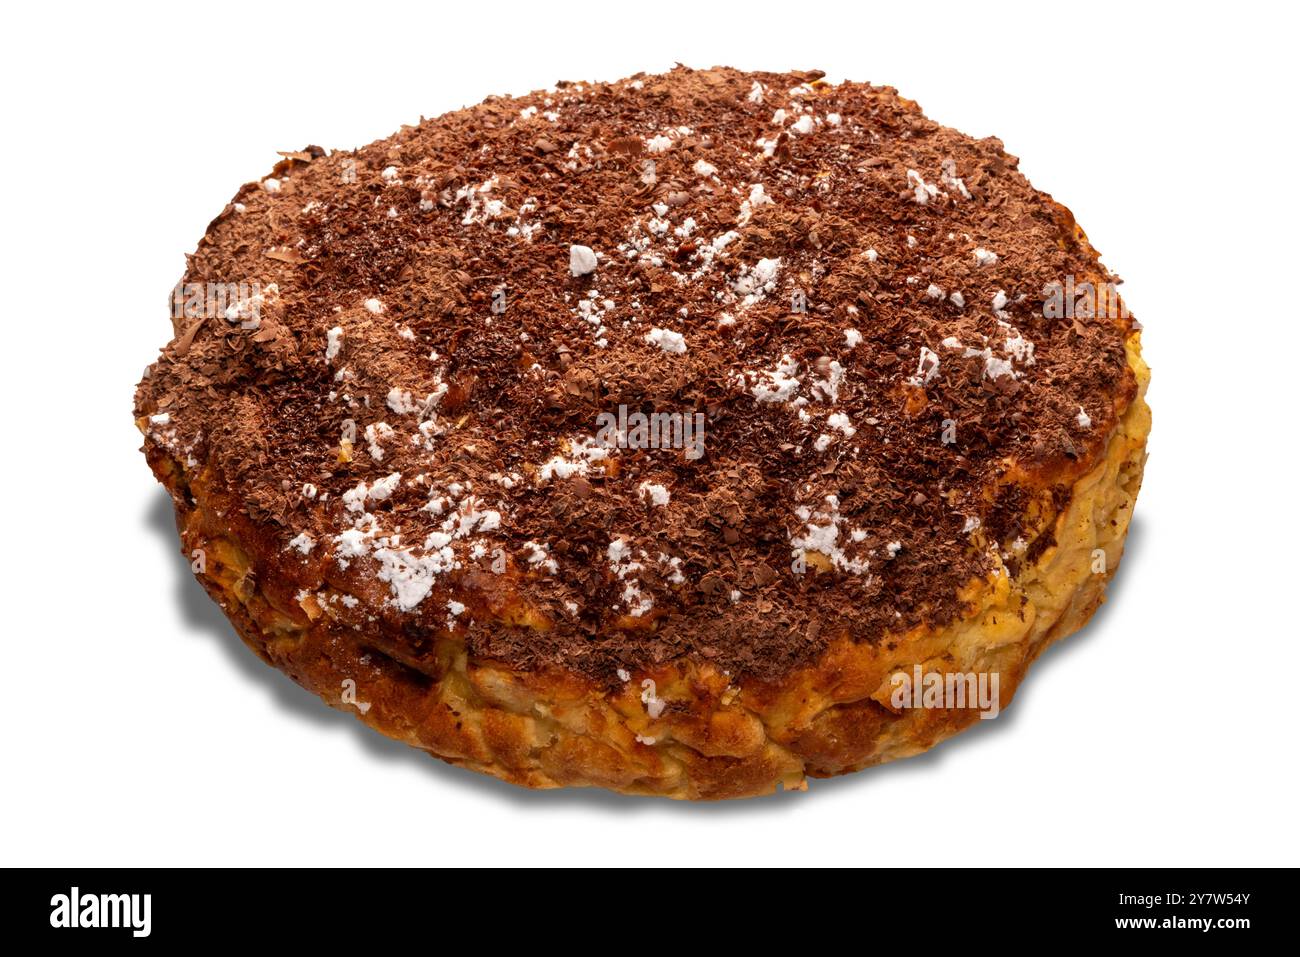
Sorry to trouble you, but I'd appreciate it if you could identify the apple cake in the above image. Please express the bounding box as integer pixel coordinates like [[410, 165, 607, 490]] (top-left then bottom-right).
[[135, 66, 1150, 799]]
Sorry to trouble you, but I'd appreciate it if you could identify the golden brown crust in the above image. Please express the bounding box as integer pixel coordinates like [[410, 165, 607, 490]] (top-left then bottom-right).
[[142, 337, 1147, 799]]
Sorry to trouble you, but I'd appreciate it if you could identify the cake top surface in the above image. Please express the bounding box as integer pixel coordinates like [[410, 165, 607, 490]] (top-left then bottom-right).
[[137, 66, 1136, 682]]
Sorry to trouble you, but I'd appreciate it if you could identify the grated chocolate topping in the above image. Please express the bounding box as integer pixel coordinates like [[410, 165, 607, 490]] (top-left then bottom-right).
[[136, 66, 1138, 683]]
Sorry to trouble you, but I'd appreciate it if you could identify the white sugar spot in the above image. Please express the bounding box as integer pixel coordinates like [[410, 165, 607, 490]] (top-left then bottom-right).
[[645, 327, 687, 354], [325, 325, 345, 361], [638, 482, 671, 507], [287, 532, 315, 555], [569, 244, 598, 277]]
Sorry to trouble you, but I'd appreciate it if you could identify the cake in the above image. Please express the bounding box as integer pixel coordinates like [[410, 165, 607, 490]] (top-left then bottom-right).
[[135, 66, 1150, 799]]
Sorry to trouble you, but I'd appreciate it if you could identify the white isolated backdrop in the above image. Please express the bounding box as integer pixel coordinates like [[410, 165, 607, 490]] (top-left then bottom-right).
[[3, 0, 1296, 867]]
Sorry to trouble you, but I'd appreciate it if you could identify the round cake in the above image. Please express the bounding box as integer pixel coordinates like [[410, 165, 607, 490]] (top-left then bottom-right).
[[135, 66, 1150, 799]]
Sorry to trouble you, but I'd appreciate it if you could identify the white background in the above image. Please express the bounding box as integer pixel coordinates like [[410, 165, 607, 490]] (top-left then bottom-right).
[[4, 1, 1296, 867]]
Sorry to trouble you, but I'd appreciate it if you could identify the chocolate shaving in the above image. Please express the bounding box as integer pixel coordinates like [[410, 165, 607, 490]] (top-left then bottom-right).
[[135, 66, 1137, 684]]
